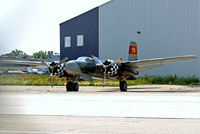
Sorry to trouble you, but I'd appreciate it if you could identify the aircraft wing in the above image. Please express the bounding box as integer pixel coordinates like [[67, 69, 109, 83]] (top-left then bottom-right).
[[135, 64, 164, 72], [122, 55, 197, 67], [0, 59, 44, 66], [80, 75, 93, 82]]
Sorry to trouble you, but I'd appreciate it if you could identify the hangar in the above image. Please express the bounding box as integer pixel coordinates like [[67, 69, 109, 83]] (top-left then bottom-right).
[[60, 0, 200, 77]]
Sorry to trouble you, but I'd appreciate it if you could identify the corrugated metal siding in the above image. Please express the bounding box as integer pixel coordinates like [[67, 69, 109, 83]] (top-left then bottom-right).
[[60, 7, 99, 60], [99, 0, 200, 77]]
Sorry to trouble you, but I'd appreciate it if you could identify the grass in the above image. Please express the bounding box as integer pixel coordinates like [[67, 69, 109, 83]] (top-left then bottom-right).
[[0, 74, 65, 86], [0, 74, 199, 86], [141, 75, 199, 85]]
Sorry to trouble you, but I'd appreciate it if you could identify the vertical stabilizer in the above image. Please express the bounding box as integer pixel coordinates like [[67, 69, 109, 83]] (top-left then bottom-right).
[[128, 41, 138, 61]]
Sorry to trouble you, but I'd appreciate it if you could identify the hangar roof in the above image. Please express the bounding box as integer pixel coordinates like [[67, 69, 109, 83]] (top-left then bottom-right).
[[60, 0, 113, 25]]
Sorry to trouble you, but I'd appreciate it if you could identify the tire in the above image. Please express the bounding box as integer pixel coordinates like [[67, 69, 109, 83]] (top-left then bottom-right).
[[66, 82, 73, 92], [73, 82, 79, 92], [120, 81, 127, 92]]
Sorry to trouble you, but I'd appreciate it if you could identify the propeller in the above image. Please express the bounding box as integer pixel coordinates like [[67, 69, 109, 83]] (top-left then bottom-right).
[[105, 57, 123, 68], [92, 55, 123, 85], [40, 57, 68, 88], [54, 57, 68, 68]]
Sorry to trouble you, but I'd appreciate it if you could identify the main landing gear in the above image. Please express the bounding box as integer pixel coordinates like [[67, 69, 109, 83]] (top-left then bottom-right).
[[66, 81, 127, 92], [66, 81, 79, 92], [120, 81, 127, 92]]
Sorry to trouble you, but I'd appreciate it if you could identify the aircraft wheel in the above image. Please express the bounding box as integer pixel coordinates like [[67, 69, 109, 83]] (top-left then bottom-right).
[[66, 82, 73, 92], [73, 82, 79, 92], [120, 81, 127, 92]]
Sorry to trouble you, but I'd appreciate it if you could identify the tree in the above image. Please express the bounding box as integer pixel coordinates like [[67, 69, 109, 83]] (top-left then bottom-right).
[[32, 50, 48, 59], [11, 49, 29, 58]]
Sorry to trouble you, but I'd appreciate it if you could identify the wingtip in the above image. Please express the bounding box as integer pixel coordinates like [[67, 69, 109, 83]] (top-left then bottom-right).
[[186, 55, 198, 59]]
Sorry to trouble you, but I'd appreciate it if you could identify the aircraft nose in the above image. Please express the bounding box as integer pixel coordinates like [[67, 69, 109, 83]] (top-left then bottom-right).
[[66, 61, 81, 75]]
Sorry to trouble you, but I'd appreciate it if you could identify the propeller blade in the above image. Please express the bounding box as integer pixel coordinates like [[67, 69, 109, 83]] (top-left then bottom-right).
[[50, 73, 54, 88], [103, 68, 106, 85], [112, 57, 123, 65], [54, 57, 68, 68]]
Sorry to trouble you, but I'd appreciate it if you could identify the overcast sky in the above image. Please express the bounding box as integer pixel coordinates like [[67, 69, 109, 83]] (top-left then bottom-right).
[[0, 0, 110, 55]]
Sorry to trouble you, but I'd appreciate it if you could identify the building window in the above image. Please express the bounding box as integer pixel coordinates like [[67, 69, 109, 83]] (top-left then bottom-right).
[[65, 36, 71, 47], [77, 35, 84, 47]]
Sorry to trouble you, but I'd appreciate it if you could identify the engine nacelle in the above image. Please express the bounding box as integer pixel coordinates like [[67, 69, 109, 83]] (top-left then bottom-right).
[[49, 62, 66, 76], [103, 59, 119, 77]]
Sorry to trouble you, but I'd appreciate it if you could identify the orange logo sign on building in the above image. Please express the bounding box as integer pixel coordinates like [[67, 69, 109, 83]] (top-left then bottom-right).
[[128, 45, 137, 55]]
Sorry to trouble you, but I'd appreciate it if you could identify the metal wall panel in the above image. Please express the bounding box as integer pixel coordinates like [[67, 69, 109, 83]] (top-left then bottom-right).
[[60, 8, 99, 60], [99, 0, 200, 77]]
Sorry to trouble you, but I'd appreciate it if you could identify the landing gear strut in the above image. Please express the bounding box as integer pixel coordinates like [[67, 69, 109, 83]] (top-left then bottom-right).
[[120, 81, 127, 92], [66, 82, 79, 92]]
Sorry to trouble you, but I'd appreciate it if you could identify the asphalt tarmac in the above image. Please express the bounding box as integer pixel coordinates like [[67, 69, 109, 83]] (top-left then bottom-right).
[[0, 85, 200, 134]]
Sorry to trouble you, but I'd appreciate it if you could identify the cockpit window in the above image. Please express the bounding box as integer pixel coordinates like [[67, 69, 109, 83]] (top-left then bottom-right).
[[77, 57, 94, 63]]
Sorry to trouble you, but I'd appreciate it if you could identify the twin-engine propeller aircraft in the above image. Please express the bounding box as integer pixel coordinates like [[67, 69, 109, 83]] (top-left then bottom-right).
[[1, 42, 197, 92]]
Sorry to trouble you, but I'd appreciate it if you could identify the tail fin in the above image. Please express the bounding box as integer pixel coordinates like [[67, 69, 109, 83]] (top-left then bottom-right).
[[128, 41, 138, 61]]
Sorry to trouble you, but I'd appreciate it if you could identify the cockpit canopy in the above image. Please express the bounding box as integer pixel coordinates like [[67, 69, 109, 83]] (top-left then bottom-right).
[[77, 57, 94, 63]]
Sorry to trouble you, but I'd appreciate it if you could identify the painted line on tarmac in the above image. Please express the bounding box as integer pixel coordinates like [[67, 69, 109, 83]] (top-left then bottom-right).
[[0, 130, 87, 134]]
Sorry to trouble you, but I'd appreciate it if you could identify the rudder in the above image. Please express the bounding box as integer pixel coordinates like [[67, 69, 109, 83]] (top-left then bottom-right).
[[128, 41, 138, 61]]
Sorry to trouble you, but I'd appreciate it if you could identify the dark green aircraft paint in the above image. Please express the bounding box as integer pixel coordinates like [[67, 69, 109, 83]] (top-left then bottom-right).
[[76, 61, 96, 74]]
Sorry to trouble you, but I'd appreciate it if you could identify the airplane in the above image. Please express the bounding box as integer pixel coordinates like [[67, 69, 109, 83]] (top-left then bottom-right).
[[0, 41, 197, 92]]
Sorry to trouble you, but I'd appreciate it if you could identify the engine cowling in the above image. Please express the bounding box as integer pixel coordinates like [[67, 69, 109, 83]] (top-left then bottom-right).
[[49, 62, 66, 76], [103, 59, 119, 77]]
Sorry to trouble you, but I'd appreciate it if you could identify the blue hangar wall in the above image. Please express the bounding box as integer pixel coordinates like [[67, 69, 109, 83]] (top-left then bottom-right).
[[60, 7, 99, 60]]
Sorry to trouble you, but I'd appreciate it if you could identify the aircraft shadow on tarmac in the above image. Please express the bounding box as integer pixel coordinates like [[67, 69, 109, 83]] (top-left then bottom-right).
[[97, 86, 200, 93]]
